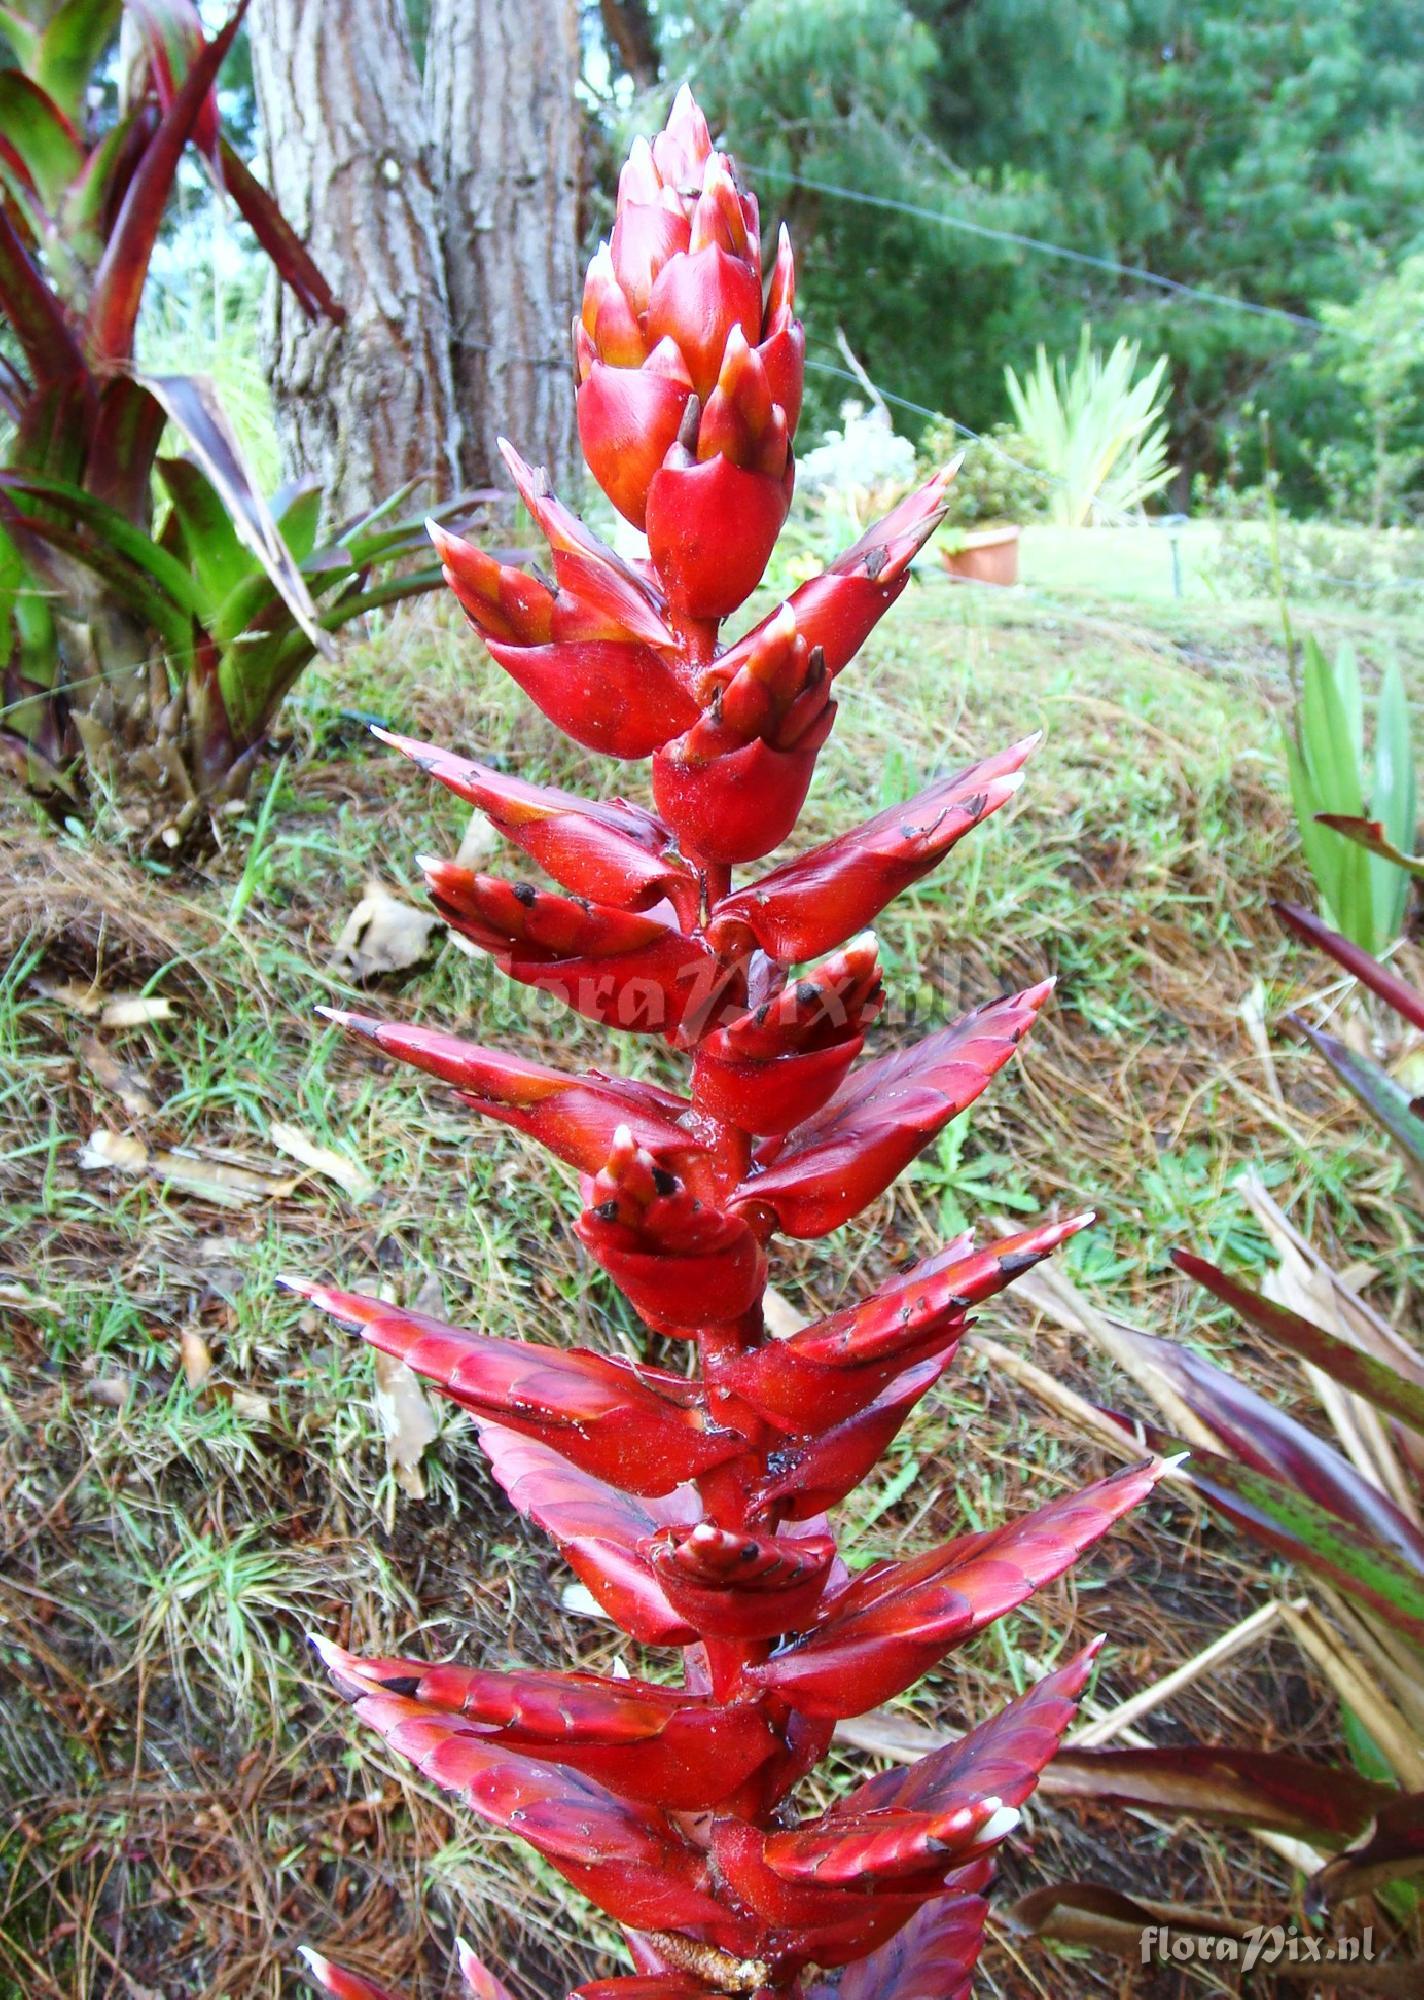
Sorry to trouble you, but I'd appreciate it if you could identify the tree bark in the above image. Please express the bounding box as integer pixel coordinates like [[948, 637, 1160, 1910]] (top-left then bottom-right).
[[424, 0, 581, 486], [248, 0, 462, 519], [599, 0, 660, 88]]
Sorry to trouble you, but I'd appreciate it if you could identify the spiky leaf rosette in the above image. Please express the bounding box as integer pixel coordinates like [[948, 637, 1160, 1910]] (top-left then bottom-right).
[[294, 88, 1163, 1999]]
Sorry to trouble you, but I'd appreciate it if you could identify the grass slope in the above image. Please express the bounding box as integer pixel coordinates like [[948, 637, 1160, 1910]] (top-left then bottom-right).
[[2, 557, 1421, 1997]]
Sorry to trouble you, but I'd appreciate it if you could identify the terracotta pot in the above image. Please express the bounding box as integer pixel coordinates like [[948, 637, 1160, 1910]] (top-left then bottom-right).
[[939, 523, 1020, 587]]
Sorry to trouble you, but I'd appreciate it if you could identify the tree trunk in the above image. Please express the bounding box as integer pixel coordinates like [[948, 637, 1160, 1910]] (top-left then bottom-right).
[[424, 0, 581, 487], [248, 0, 462, 519], [599, 0, 660, 88]]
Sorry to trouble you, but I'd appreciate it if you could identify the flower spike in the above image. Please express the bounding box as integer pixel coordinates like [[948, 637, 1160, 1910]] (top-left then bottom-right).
[[302, 84, 1156, 1997]]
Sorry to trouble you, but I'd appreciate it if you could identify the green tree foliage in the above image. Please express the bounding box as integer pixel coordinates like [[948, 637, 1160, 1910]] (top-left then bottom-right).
[[631, 0, 1424, 508]]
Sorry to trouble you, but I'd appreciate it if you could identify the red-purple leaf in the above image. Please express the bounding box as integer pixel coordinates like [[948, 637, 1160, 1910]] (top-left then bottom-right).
[[1291, 1014, 1424, 1175], [1309, 1790, 1424, 1908], [86, 2, 246, 361], [218, 137, 342, 321], [1174, 1249, 1424, 1436], [1151, 1434, 1424, 1645], [1274, 900, 1424, 1033], [1115, 1323, 1424, 1569], [1045, 1743, 1397, 1841], [0, 202, 84, 386]]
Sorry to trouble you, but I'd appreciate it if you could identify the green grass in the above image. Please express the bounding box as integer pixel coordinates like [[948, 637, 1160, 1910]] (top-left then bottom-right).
[[2, 553, 1422, 1997]]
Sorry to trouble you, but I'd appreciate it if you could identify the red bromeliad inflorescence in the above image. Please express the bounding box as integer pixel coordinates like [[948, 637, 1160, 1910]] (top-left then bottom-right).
[[290, 88, 1166, 2000]]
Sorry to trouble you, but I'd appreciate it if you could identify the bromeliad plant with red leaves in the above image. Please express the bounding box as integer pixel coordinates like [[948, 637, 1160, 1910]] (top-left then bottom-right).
[[288, 89, 1167, 2000], [0, 0, 463, 849]]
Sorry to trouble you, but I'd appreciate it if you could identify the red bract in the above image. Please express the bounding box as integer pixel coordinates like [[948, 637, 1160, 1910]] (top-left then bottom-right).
[[296, 89, 1162, 2000]]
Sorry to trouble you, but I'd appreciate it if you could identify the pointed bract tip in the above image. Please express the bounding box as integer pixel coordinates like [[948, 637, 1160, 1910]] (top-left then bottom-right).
[[305, 1631, 346, 1671], [275, 1272, 318, 1298], [414, 852, 444, 876], [298, 1948, 331, 1979], [497, 436, 538, 493], [319, 1006, 383, 1046], [425, 515, 460, 554], [944, 450, 967, 479], [1022, 976, 1056, 1007], [1162, 1450, 1191, 1475]]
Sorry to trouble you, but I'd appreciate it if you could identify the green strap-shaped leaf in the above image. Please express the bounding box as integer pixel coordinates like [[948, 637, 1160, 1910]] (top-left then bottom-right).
[[30, 0, 123, 125], [271, 479, 323, 563], [1296, 635, 1373, 950], [1170, 1439, 1424, 1646], [217, 565, 444, 744], [0, 70, 85, 208], [1292, 1015, 1424, 1176], [0, 500, 192, 657], [1286, 727, 1349, 933], [0, 468, 202, 619], [157, 454, 257, 612]]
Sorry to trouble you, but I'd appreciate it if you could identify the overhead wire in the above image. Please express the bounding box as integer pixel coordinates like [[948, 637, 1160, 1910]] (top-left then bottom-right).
[[744, 161, 1354, 339]]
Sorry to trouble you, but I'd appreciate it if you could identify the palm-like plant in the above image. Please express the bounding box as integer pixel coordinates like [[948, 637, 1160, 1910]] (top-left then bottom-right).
[[1004, 329, 1174, 527]]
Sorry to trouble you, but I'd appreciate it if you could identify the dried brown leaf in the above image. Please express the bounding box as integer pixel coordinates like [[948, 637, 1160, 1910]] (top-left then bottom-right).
[[372, 1348, 437, 1499], [329, 880, 441, 982], [269, 1120, 374, 1200], [179, 1328, 213, 1390]]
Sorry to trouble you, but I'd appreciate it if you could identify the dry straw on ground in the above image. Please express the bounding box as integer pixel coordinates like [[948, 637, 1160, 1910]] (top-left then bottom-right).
[[3, 582, 1421, 1996]]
